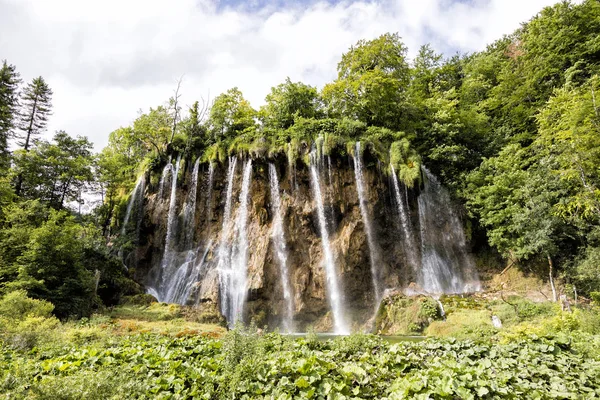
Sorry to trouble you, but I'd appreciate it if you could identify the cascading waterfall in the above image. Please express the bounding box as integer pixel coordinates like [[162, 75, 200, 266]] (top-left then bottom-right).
[[268, 163, 294, 332], [182, 158, 201, 249], [309, 148, 349, 334], [418, 166, 481, 294], [231, 160, 253, 324], [217, 157, 238, 322], [353, 142, 383, 305], [121, 176, 145, 236], [163, 241, 213, 304], [151, 154, 181, 301], [158, 155, 173, 200], [225, 159, 253, 327], [390, 164, 420, 270], [205, 163, 215, 234]]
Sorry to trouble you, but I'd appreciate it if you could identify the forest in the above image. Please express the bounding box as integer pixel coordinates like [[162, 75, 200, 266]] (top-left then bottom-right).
[[1, 0, 600, 398]]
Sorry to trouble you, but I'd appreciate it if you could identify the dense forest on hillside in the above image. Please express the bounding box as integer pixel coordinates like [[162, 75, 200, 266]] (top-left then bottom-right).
[[0, 0, 599, 318]]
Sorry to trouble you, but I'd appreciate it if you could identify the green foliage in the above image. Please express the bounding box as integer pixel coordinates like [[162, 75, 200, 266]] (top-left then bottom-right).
[[12, 131, 94, 209], [2, 332, 599, 399], [323, 33, 410, 130], [260, 77, 322, 129], [0, 289, 54, 320], [0, 60, 21, 169], [208, 87, 256, 141], [390, 139, 421, 187], [0, 291, 59, 350]]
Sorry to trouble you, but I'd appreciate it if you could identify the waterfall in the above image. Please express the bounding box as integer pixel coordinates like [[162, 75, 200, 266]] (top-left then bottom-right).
[[182, 158, 201, 249], [268, 163, 294, 332], [436, 299, 446, 319], [163, 241, 213, 304], [390, 164, 419, 270], [418, 166, 481, 294], [158, 155, 173, 200], [150, 154, 181, 301], [121, 175, 145, 236], [205, 162, 215, 233], [164, 154, 181, 256], [309, 148, 349, 334], [217, 157, 238, 322], [353, 142, 383, 305], [228, 159, 253, 326]]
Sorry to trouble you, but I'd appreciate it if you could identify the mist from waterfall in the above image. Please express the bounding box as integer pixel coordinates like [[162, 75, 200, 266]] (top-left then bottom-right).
[[353, 142, 383, 305], [182, 158, 201, 249], [309, 148, 349, 334], [390, 164, 420, 271], [268, 163, 294, 332], [418, 166, 481, 294]]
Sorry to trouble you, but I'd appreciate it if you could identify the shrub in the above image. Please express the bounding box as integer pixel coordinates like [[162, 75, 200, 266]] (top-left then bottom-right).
[[0, 290, 54, 320]]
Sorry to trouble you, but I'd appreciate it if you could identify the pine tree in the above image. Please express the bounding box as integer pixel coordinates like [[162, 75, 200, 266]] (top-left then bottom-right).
[[17, 76, 52, 151], [0, 60, 21, 168]]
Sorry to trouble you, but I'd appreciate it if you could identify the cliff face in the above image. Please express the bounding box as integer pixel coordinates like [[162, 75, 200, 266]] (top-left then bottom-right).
[[129, 152, 454, 332]]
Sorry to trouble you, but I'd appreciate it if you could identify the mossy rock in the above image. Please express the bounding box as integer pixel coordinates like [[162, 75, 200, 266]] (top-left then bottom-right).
[[376, 295, 442, 335]]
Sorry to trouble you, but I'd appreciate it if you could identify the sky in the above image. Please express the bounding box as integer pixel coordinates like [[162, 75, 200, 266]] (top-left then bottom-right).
[[0, 0, 575, 151]]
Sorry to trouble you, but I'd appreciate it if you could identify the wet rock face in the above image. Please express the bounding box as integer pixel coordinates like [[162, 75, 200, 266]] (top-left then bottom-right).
[[133, 154, 415, 331]]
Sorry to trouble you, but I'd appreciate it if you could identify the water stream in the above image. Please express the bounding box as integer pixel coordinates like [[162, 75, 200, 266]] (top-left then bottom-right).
[[269, 163, 294, 332], [182, 158, 201, 249], [390, 165, 420, 271], [309, 149, 349, 334], [217, 157, 238, 323], [353, 142, 383, 305], [227, 159, 253, 326]]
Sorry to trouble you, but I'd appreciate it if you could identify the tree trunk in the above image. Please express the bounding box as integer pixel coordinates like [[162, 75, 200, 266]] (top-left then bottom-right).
[[548, 255, 557, 302], [24, 97, 38, 152]]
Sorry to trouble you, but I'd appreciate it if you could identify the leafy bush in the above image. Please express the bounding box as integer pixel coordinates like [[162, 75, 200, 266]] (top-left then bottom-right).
[[0, 290, 54, 320], [2, 333, 599, 399], [0, 291, 60, 350]]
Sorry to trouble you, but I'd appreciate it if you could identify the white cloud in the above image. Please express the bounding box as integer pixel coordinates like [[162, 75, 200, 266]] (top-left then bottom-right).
[[0, 0, 571, 150]]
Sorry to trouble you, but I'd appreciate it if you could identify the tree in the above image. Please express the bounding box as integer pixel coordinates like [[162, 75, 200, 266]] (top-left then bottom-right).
[[535, 75, 600, 224], [12, 131, 94, 209], [259, 78, 321, 129], [208, 88, 256, 140], [322, 33, 410, 130], [132, 106, 172, 157], [17, 76, 52, 152], [0, 60, 21, 168]]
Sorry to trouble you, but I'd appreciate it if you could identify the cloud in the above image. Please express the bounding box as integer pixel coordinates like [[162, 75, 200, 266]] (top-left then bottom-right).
[[0, 0, 572, 150]]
